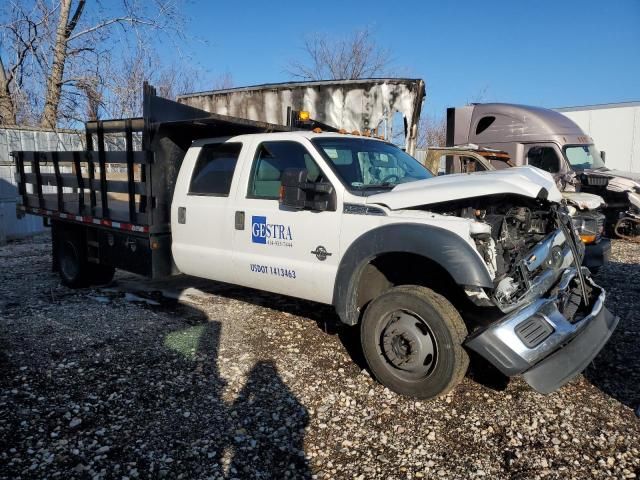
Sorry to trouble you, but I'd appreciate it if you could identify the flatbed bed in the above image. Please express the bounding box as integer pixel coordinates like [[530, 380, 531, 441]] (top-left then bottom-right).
[[13, 83, 292, 277]]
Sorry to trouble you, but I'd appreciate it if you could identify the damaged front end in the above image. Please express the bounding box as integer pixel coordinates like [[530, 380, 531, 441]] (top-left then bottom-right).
[[432, 195, 618, 393], [614, 190, 640, 241], [580, 171, 640, 241], [466, 267, 617, 393]]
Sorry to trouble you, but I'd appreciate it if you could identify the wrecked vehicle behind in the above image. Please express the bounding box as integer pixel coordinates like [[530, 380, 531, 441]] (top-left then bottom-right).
[[13, 83, 617, 400], [446, 103, 640, 240]]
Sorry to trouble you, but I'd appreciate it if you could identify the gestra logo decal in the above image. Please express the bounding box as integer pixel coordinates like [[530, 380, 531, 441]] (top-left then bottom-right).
[[251, 216, 293, 247]]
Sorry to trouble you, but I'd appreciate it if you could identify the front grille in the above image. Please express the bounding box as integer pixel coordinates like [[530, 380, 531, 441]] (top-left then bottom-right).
[[559, 278, 593, 324], [584, 175, 609, 187], [515, 316, 554, 348]]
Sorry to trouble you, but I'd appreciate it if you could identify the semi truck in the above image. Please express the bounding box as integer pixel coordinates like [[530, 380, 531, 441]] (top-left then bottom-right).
[[446, 103, 640, 239], [13, 84, 617, 399]]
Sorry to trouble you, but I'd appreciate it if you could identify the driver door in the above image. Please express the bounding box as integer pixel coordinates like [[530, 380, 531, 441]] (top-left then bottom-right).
[[231, 139, 342, 304]]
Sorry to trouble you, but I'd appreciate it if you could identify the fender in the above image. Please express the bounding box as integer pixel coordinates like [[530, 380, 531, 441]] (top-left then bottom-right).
[[333, 223, 494, 325]]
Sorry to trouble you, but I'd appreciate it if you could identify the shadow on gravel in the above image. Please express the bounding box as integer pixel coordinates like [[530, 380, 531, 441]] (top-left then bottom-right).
[[126, 273, 526, 395], [155, 277, 370, 372], [1, 282, 312, 478], [466, 353, 510, 392], [192, 320, 311, 479], [132, 277, 515, 394], [583, 259, 640, 413]]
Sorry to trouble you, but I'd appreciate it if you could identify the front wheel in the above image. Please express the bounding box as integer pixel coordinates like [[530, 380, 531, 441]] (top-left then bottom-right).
[[360, 285, 469, 399]]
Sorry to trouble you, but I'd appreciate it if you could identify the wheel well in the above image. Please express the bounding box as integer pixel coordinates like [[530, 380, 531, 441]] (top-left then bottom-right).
[[355, 252, 469, 320]]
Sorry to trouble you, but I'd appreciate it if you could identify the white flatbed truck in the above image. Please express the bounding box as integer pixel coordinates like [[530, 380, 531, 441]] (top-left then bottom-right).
[[13, 84, 617, 399]]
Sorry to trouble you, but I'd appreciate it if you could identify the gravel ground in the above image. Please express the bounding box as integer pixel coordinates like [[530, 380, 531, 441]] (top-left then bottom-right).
[[0, 233, 638, 479]]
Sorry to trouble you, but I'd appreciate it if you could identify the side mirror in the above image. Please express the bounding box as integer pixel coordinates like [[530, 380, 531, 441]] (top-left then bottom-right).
[[280, 168, 335, 211], [600, 150, 606, 163]]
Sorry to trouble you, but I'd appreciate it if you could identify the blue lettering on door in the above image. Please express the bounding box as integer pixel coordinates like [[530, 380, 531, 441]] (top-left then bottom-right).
[[251, 215, 293, 247]]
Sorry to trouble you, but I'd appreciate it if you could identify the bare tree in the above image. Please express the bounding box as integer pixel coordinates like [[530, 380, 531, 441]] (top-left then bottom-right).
[[212, 71, 234, 90], [97, 46, 205, 120], [40, 0, 85, 128], [78, 76, 100, 121], [286, 27, 392, 80], [0, 56, 14, 124], [0, 0, 187, 127], [101, 49, 152, 120], [418, 114, 447, 149], [0, 1, 56, 125]]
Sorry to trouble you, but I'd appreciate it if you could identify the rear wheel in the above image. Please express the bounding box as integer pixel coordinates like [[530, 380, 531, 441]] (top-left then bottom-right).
[[360, 285, 469, 399], [57, 228, 91, 288]]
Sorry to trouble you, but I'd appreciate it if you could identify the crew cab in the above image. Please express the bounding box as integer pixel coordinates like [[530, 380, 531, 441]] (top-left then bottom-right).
[[13, 85, 618, 399]]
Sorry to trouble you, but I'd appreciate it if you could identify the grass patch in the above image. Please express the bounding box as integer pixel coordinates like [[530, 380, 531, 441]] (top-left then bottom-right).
[[164, 324, 207, 359]]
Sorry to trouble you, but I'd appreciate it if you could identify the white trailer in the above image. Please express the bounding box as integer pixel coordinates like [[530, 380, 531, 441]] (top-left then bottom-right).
[[555, 101, 640, 174], [177, 79, 425, 156]]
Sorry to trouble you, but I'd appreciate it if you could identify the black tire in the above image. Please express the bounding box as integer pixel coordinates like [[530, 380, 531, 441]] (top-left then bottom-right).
[[90, 264, 116, 286], [360, 285, 469, 399], [56, 228, 91, 288]]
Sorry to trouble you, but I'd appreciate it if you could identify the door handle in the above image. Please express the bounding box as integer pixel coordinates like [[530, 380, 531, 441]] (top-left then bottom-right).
[[235, 211, 245, 230], [178, 206, 186, 224]]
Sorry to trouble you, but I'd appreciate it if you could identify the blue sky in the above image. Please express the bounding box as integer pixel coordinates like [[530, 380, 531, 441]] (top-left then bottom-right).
[[174, 0, 640, 118]]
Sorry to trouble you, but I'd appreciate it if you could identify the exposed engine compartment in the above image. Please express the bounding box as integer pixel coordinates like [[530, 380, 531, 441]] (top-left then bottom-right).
[[425, 195, 577, 311]]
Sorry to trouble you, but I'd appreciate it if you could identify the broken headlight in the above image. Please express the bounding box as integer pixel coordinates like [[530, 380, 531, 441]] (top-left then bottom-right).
[[571, 212, 604, 245]]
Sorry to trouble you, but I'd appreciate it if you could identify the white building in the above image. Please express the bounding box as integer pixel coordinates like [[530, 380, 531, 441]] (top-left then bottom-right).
[[555, 101, 640, 173], [0, 126, 84, 243]]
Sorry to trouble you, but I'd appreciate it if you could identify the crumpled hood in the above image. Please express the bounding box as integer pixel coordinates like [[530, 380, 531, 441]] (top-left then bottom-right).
[[563, 192, 605, 210], [366, 166, 562, 210]]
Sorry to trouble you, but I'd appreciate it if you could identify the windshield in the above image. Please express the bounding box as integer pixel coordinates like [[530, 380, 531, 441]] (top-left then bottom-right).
[[564, 144, 606, 170], [311, 137, 432, 193]]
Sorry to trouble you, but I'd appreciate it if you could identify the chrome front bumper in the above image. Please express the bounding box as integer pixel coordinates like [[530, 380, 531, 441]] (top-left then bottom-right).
[[466, 268, 618, 393], [494, 227, 582, 314]]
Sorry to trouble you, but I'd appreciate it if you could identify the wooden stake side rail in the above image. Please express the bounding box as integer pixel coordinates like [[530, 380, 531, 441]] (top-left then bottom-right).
[[14, 149, 153, 228]]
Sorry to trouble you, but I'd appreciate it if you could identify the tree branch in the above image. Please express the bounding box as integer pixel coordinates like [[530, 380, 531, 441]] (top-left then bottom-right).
[[66, 0, 85, 35], [67, 16, 155, 42], [285, 27, 391, 81]]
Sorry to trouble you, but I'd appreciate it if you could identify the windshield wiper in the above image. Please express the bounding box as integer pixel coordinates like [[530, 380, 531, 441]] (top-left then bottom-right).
[[355, 182, 395, 190]]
